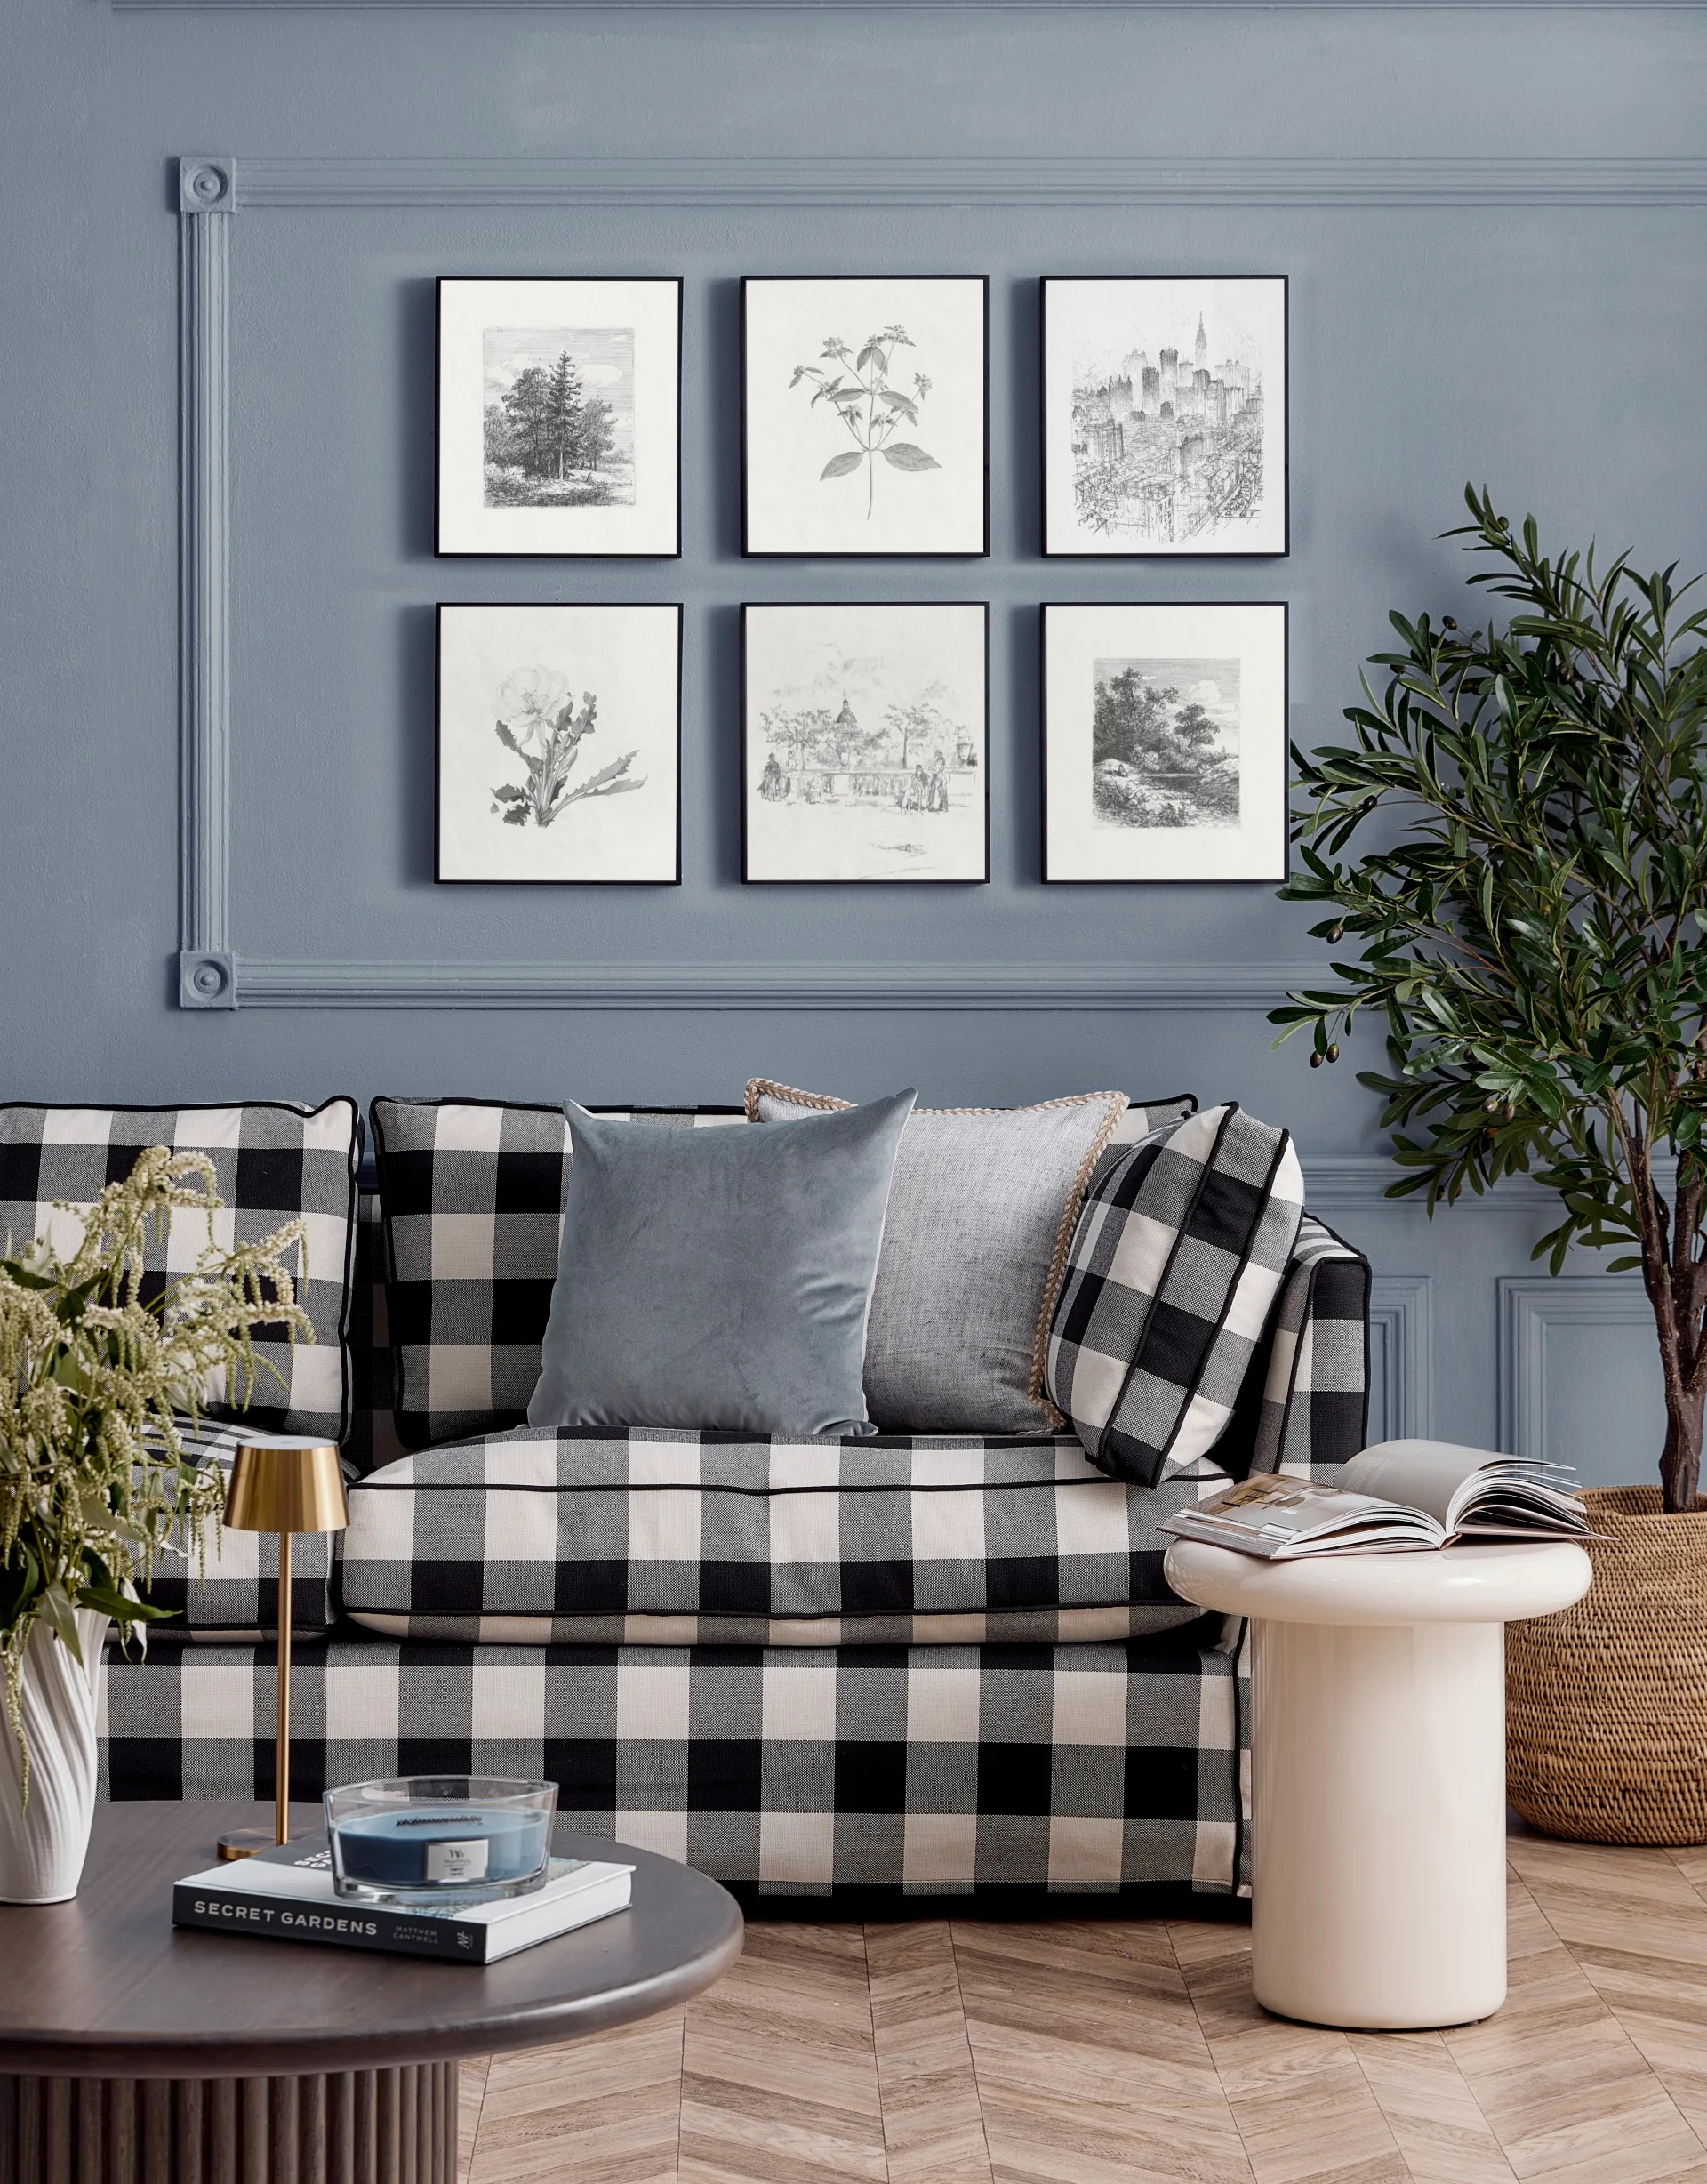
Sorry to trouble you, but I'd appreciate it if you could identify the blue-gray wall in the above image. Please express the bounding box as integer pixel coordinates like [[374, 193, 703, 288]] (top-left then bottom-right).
[[4, 0, 1704, 1479]]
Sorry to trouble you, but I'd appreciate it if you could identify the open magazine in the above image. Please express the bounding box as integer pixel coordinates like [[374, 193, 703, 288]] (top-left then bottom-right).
[[1158, 1439, 1594, 1561]]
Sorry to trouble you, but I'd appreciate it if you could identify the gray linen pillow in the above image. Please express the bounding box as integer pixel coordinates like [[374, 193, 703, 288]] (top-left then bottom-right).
[[527, 1090, 915, 1438], [748, 1081, 1126, 1433]]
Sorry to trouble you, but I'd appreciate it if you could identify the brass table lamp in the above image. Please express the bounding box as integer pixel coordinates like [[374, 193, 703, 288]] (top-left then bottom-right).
[[215, 1440, 349, 1861]]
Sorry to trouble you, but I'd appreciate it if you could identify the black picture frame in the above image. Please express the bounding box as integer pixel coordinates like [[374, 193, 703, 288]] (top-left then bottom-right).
[[1040, 274, 1290, 560], [435, 601, 684, 886], [741, 276, 991, 559], [740, 600, 991, 884], [435, 275, 684, 560], [1039, 599, 1290, 883]]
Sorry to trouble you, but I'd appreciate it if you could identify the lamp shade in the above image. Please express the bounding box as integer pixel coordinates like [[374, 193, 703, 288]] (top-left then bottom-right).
[[222, 1441, 349, 1536]]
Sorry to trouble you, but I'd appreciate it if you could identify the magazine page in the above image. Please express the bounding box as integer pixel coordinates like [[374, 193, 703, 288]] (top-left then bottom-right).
[[1338, 1441, 1493, 1525], [1341, 1441, 1591, 1538]]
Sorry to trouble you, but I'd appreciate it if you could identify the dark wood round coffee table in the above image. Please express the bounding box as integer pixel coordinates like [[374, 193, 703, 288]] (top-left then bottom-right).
[[0, 1801, 742, 2183]]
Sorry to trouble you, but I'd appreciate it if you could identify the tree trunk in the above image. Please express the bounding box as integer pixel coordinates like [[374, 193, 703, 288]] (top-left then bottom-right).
[[1661, 1378, 1704, 1514]]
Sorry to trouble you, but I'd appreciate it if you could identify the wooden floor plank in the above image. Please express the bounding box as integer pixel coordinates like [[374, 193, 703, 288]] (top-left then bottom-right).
[[677, 1923, 886, 2184], [864, 1920, 992, 2184], [469, 2008, 685, 2184], [954, 1919, 1257, 2184], [1167, 1921, 1411, 2184], [459, 2057, 491, 2184]]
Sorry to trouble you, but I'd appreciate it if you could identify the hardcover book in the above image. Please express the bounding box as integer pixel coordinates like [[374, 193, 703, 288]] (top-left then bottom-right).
[[173, 1832, 633, 1963]]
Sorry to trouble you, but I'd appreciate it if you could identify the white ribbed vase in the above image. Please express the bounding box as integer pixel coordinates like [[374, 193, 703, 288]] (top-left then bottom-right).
[[0, 1610, 108, 1902]]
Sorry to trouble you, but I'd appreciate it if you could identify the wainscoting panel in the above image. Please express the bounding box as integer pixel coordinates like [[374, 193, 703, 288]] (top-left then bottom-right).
[[1366, 1275, 1434, 1446], [1497, 1276, 1664, 1485]]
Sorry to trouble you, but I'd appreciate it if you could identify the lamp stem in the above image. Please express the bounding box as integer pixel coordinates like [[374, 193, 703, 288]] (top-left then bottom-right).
[[276, 1529, 293, 1846]]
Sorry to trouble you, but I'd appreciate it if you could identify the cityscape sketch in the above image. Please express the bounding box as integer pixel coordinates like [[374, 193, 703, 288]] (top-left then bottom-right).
[[1070, 299, 1267, 548]]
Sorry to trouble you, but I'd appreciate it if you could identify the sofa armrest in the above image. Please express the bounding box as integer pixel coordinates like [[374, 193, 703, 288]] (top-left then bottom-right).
[[1247, 1214, 1372, 1483]]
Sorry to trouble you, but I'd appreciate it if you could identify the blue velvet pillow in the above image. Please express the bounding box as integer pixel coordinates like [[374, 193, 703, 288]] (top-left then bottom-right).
[[527, 1089, 917, 1437]]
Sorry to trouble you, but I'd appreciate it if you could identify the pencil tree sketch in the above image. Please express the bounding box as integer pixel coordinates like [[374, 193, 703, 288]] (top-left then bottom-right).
[[483, 328, 635, 510], [489, 666, 645, 829], [790, 325, 939, 519], [1092, 656, 1240, 830], [1072, 304, 1264, 547]]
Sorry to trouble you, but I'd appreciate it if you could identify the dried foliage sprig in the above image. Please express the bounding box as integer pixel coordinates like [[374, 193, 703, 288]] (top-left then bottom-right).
[[0, 1147, 312, 1789], [1273, 486, 1707, 1512]]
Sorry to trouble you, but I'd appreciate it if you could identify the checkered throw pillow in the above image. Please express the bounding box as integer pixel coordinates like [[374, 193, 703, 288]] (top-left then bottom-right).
[[1046, 1104, 1306, 1488], [370, 1100, 747, 1449], [0, 1100, 362, 1442]]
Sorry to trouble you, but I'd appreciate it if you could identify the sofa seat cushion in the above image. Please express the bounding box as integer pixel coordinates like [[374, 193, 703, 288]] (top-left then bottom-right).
[[0, 1098, 364, 1442], [339, 1426, 1231, 1645]]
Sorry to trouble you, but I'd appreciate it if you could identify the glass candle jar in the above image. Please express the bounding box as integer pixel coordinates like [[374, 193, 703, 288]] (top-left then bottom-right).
[[325, 1776, 558, 1905]]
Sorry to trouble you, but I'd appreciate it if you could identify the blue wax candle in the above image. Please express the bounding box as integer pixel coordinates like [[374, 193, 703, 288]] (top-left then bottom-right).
[[332, 1804, 549, 1890]]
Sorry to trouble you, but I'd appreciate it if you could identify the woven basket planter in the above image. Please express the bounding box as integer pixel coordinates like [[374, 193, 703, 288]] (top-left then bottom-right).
[[1507, 1485, 1707, 1845]]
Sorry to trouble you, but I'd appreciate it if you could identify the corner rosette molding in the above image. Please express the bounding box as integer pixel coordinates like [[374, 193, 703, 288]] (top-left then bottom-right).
[[174, 150, 1707, 1011]]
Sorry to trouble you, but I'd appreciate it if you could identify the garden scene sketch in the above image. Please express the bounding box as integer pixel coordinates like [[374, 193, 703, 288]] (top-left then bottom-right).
[[483, 326, 635, 509], [1093, 655, 1240, 830], [744, 606, 986, 881]]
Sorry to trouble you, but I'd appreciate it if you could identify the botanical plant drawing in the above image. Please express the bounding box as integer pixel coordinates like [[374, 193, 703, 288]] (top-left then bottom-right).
[[489, 666, 645, 829], [791, 325, 938, 518]]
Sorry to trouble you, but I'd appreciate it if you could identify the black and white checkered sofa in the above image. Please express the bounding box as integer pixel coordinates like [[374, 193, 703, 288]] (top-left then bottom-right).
[[92, 1103, 1370, 1912]]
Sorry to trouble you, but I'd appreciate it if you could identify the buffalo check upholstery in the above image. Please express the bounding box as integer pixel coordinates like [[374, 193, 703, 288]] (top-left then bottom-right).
[[0, 1099, 363, 1442], [1047, 1104, 1306, 1489], [133, 1418, 341, 1639], [337, 1428, 1235, 1646], [370, 1100, 745, 1449], [102, 1200, 1368, 1900], [100, 1624, 1246, 1900]]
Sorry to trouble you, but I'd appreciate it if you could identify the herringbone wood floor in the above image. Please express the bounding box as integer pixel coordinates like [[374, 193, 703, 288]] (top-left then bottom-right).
[[456, 1834, 1707, 2184]]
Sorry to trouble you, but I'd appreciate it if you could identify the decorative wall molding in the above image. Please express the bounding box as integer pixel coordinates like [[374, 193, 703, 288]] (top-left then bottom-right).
[[1367, 1276, 1434, 1443], [232, 958, 1322, 1010], [175, 147, 1703, 1010], [1497, 1274, 1652, 1458], [234, 156, 1707, 210], [177, 157, 236, 1010], [117, 2, 1707, 14]]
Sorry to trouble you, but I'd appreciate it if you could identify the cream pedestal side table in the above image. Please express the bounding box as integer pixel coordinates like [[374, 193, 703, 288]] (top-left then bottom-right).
[[1164, 1538, 1591, 2032]]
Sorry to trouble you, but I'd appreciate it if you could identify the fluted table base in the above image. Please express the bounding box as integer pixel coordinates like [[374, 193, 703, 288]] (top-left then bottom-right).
[[0, 2060, 455, 2183]]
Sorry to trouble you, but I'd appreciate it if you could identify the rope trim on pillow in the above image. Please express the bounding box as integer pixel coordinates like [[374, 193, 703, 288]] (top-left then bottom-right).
[[745, 1079, 1130, 1432]]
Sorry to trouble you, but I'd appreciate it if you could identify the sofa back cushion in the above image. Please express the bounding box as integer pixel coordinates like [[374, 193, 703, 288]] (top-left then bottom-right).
[[370, 1100, 745, 1449], [1047, 1104, 1306, 1487], [0, 1099, 362, 1442], [749, 1084, 1198, 1434], [339, 1425, 1230, 1646]]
